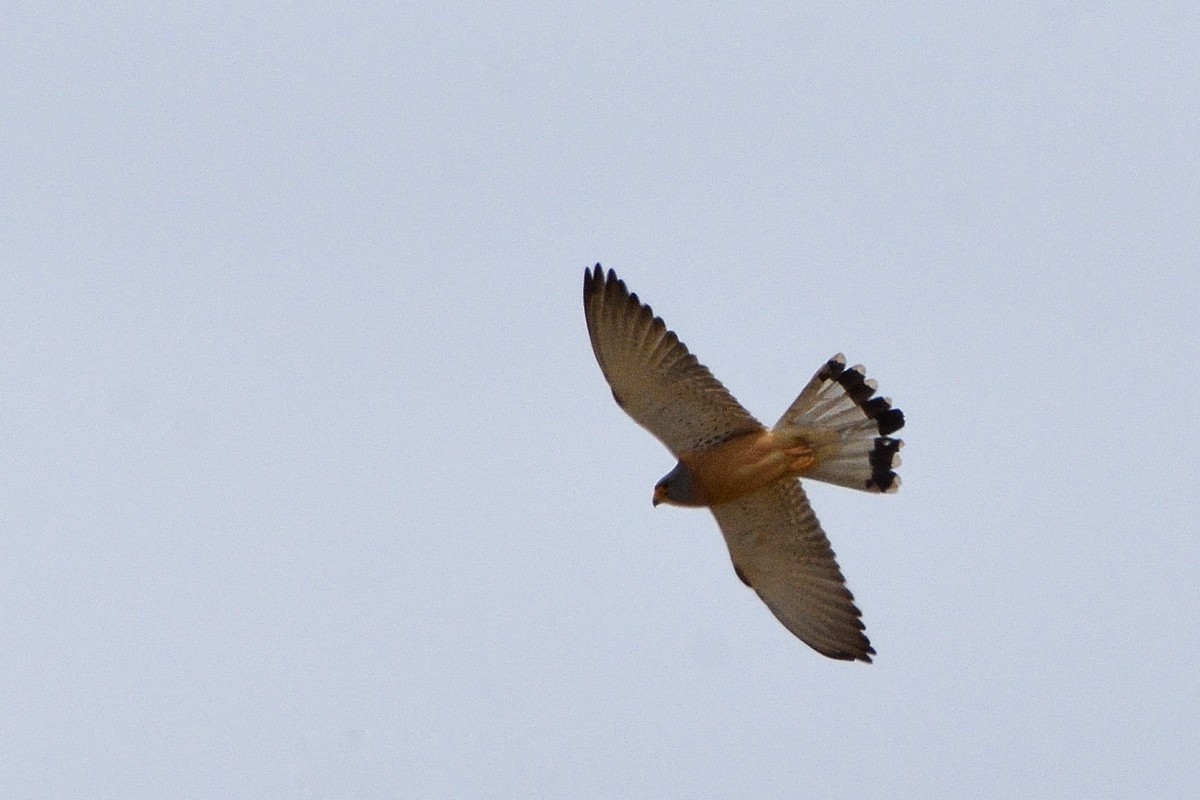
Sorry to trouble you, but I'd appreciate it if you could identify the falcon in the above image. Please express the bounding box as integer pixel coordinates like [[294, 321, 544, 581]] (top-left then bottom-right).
[[583, 265, 905, 662]]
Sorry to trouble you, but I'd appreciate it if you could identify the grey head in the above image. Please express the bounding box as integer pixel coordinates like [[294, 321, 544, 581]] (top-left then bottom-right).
[[652, 461, 706, 507]]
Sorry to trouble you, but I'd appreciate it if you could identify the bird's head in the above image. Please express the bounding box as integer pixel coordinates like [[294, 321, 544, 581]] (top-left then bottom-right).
[[652, 462, 704, 507]]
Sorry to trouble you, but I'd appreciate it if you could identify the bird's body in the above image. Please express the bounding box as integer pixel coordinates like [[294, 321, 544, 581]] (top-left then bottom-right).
[[583, 264, 905, 663], [665, 429, 811, 507]]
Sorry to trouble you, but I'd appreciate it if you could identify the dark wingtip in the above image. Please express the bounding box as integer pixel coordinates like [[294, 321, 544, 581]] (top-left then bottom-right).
[[584, 263, 603, 298], [823, 640, 875, 663], [583, 263, 629, 300], [583, 265, 660, 329]]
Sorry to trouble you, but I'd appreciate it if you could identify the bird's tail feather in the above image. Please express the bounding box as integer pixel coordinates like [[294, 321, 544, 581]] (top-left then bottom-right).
[[774, 354, 905, 493]]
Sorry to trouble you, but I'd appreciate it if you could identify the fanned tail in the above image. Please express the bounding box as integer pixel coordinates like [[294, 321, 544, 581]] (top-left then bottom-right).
[[774, 354, 905, 493]]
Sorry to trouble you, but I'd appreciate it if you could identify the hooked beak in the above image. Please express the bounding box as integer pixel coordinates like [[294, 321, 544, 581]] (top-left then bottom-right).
[[652, 485, 666, 507]]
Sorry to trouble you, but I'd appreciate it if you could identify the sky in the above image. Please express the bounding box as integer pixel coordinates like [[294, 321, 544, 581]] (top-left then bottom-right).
[[2, 3, 1198, 798]]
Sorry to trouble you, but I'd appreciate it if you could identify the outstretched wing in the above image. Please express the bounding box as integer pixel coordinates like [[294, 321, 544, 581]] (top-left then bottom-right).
[[711, 479, 874, 662], [583, 265, 762, 456]]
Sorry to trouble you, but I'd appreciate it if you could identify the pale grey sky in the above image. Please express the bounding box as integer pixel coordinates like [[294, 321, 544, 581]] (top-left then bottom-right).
[[2, 3, 1197, 798]]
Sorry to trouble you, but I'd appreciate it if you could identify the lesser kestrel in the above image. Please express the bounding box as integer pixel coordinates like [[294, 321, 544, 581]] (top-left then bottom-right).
[[583, 265, 905, 662]]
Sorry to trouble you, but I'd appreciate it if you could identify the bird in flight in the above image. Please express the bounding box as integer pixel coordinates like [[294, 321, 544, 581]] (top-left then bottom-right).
[[583, 265, 905, 662]]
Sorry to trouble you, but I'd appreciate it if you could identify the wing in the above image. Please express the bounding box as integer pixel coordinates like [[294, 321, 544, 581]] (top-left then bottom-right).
[[711, 479, 875, 662], [583, 265, 762, 456]]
